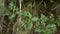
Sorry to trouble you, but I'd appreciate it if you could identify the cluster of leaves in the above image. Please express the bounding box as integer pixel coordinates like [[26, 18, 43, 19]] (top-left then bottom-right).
[[0, 0, 19, 20], [20, 12, 57, 34], [19, 11, 60, 34], [0, 0, 60, 34]]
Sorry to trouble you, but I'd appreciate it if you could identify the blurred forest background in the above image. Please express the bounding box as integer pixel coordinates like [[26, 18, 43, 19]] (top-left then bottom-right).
[[0, 0, 60, 34]]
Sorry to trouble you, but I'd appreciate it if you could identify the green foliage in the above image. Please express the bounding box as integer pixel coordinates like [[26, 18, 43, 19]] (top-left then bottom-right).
[[40, 14, 47, 22], [48, 14, 54, 24], [19, 11, 57, 34], [31, 17, 40, 22], [3, 0, 19, 20], [56, 16, 60, 26], [1, 0, 60, 34], [0, 2, 4, 9]]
